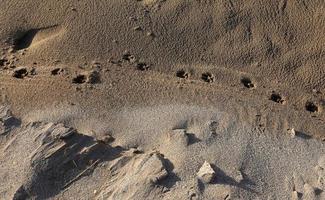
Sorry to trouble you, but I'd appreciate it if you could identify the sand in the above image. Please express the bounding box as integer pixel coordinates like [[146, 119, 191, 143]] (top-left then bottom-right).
[[0, 0, 325, 199]]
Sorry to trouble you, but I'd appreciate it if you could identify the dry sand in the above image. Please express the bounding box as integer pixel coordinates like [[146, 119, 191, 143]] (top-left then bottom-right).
[[0, 0, 325, 199]]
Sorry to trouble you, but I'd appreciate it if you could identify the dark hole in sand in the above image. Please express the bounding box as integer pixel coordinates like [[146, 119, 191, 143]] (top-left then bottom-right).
[[241, 77, 254, 88], [305, 101, 318, 113], [136, 63, 149, 71], [201, 72, 214, 83], [122, 53, 135, 62], [176, 70, 189, 79], [13, 68, 28, 79], [72, 75, 86, 84], [0, 58, 7, 66], [270, 93, 285, 104], [51, 68, 63, 75]]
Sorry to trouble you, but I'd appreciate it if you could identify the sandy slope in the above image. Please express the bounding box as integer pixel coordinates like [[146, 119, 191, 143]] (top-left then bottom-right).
[[1, 105, 325, 199], [0, 0, 325, 199]]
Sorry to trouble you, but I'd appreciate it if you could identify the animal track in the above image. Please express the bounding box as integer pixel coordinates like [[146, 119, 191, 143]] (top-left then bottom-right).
[[176, 70, 189, 79], [201, 72, 215, 83], [12, 67, 28, 79], [305, 101, 319, 113], [72, 75, 86, 84], [241, 77, 255, 88], [270, 92, 285, 104], [136, 63, 150, 71], [122, 52, 136, 63], [51, 68, 64, 76], [72, 71, 100, 84]]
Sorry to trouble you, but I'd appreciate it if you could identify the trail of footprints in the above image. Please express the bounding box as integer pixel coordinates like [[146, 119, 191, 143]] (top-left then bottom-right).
[[0, 48, 323, 116], [175, 69, 323, 115]]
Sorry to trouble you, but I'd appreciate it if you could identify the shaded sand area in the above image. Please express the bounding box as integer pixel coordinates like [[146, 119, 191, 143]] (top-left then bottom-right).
[[0, 0, 325, 199]]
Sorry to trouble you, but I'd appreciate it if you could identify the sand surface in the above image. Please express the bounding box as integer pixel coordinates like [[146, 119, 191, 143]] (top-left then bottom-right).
[[0, 0, 325, 199]]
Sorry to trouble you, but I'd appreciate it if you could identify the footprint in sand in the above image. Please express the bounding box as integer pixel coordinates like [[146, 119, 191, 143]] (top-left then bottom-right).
[[51, 68, 65, 76], [136, 62, 150, 71], [241, 77, 255, 89], [72, 70, 100, 84], [12, 67, 28, 79], [201, 72, 215, 83], [72, 74, 87, 84], [270, 92, 285, 104], [122, 52, 137, 63], [305, 101, 320, 113], [176, 70, 189, 79]]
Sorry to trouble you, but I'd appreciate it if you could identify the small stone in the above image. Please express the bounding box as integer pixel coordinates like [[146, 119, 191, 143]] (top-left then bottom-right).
[[303, 183, 316, 199], [30, 68, 37, 75], [288, 128, 296, 138], [197, 161, 215, 183], [51, 124, 76, 139], [292, 191, 299, 200], [146, 32, 155, 37], [133, 26, 142, 31], [8, 47, 14, 53], [59, 129, 75, 139], [318, 176, 324, 185], [91, 60, 101, 65], [96, 134, 115, 144], [318, 155, 325, 168], [312, 88, 321, 94], [315, 165, 323, 172], [168, 129, 189, 146], [93, 190, 97, 194], [129, 16, 137, 21], [234, 170, 244, 183], [162, 187, 170, 193]]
